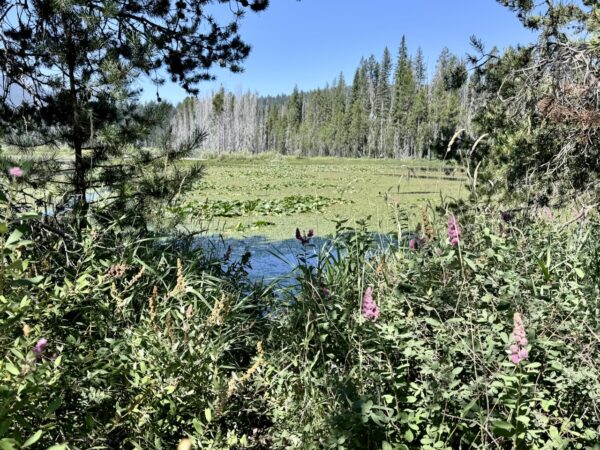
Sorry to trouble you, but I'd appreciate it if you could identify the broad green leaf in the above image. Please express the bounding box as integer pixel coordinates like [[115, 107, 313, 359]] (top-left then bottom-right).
[[0, 438, 17, 450], [22, 430, 43, 448], [4, 363, 19, 376], [5, 229, 23, 246]]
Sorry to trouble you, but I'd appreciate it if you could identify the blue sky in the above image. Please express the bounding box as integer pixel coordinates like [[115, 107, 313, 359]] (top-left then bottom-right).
[[138, 0, 535, 103]]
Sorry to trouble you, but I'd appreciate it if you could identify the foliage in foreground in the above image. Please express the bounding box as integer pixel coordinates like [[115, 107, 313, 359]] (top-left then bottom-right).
[[265, 209, 600, 449], [2, 196, 600, 448]]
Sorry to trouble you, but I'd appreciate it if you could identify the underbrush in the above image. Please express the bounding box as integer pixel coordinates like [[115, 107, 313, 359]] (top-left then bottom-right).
[[260, 208, 600, 449], [2, 192, 600, 449]]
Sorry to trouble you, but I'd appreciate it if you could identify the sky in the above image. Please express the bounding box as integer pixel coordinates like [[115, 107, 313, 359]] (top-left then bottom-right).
[[138, 0, 536, 103]]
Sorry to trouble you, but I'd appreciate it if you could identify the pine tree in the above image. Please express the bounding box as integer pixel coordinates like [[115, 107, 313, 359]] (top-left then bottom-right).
[[377, 48, 393, 154], [391, 36, 416, 157], [412, 47, 429, 157], [0, 0, 269, 227]]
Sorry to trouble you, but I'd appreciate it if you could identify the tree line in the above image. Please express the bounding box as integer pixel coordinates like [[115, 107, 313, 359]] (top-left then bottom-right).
[[168, 38, 474, 158]]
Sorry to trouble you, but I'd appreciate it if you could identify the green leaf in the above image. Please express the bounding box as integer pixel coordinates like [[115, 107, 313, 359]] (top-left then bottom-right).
[[193, 418, 203, 434], [464, 257, 478, 272], [46, 445, 68, 450], [22, 430, 43, 448], [45, 398, 62, 416], [4, 363, 19, 376], [424, 317, 440, 327], [537, 257, 551, 282], [5, 230, 23, 247], [492, 420, 514, 438], [204, 408, 212, 422], [382, 441, 392, 450], [0, 438, 17, 450]]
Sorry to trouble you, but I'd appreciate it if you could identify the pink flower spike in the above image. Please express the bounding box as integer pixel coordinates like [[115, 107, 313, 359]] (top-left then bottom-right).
[[8, 167, 23, 178], [362, 287, 380, 321], [509, 312, 529, 365], [33, 338, 48, 355], [447, 215, 461, 246]]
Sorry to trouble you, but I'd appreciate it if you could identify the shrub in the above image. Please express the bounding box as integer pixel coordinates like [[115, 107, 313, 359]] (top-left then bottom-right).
[[259, 209, 600, 449]]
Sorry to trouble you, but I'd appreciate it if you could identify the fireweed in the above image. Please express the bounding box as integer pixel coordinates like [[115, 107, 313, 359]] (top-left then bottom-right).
[[362, 287, 380, 321]]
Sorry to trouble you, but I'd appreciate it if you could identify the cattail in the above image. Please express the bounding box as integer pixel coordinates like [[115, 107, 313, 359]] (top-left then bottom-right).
[[165, 313, 173, 343]]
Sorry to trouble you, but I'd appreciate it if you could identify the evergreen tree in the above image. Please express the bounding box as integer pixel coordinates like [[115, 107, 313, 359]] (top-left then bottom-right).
[[412, 47, 429, 157], [391, 36, 416, 157], [377, 48, 393, 153], [0, 0, 269, 227]]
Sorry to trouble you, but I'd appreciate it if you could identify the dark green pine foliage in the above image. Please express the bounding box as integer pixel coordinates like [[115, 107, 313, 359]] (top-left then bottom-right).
[[0, 0, 269, 228], [472, 0, 600, 204], [391, 36, 416, 157], [377, 48, 393, 155]]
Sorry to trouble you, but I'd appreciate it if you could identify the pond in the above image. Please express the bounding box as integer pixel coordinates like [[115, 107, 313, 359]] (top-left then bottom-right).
[[198, 232, 404, 284]]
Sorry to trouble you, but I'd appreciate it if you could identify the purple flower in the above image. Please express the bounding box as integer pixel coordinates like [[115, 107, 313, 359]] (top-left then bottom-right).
[[33, 338, 48, 355], [409, 239, 416, 251], [447, 215, 461, 246], [322, 287, 331, 297], [8, 167, 23, 178], [362, 287, 380, 321], [508, 313, 529, 365], [295, 228, 314, 245]]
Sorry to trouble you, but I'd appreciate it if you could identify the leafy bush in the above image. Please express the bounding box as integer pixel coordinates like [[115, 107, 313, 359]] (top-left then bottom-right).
[[0, 200, 271, 449], [3, 171, 600, 449], [258, 209, 600, 449]]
